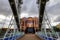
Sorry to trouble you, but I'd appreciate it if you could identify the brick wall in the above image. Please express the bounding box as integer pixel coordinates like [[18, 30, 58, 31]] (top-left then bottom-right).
[[20, 17, 39, 32]]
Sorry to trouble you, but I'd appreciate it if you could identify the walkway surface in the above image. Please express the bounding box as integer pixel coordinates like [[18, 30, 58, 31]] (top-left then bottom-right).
[[17, 34, 43, 40]]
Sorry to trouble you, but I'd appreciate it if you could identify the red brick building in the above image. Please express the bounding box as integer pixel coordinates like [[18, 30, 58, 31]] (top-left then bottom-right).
[[20, 17, 39, 32]]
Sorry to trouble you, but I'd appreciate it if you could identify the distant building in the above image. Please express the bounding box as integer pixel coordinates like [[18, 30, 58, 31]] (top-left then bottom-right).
[[33, 17, 39, 32], [20, 17, 39, 32]]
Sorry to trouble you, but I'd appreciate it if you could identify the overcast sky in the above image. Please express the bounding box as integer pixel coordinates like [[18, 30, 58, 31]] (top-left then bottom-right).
[[0, 0, 60, 27]]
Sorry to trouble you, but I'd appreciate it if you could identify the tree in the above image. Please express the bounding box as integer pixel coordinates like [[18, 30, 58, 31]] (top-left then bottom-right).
[[53, 26, 60, 32]]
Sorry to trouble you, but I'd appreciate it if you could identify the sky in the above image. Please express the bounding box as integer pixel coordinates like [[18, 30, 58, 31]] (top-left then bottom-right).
[[0, 0, 60, 28]]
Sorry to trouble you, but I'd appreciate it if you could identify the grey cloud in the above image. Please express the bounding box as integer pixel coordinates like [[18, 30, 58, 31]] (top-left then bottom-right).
[[54, 16, 60, 22], [45, 2, 60, 22], [21, 0, 39, 16], [0, 0, 12, 16], [0, 0, 60, 22], [46, 2, 60, 15]]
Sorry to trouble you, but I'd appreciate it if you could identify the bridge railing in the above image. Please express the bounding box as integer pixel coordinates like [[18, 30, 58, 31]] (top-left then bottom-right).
[[35, 31, 60, 40], [0, 15, 24, 40], [0, 30, 24, 40]]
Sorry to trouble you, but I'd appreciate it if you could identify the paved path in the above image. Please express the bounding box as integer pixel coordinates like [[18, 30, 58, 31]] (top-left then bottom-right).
[[17, 34, 43, 40]]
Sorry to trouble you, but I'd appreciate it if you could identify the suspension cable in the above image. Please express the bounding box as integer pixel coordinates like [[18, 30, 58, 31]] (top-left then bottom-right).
[[4, 15, 13, 38], [44, 9, 55, 33], [45, 9, 59, 38]]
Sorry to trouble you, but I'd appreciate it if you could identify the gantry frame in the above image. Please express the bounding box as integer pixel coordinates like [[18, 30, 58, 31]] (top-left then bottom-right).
[[8, 0, 49, 31]]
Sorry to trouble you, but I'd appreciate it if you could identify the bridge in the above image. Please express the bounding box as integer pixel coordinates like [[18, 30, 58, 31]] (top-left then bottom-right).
[[0, 0, 60, 40]]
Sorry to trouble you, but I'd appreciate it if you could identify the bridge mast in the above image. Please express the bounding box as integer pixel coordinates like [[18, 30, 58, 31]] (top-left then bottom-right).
[[8, 0, 23, 31], [37, 0, 49, 31]]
